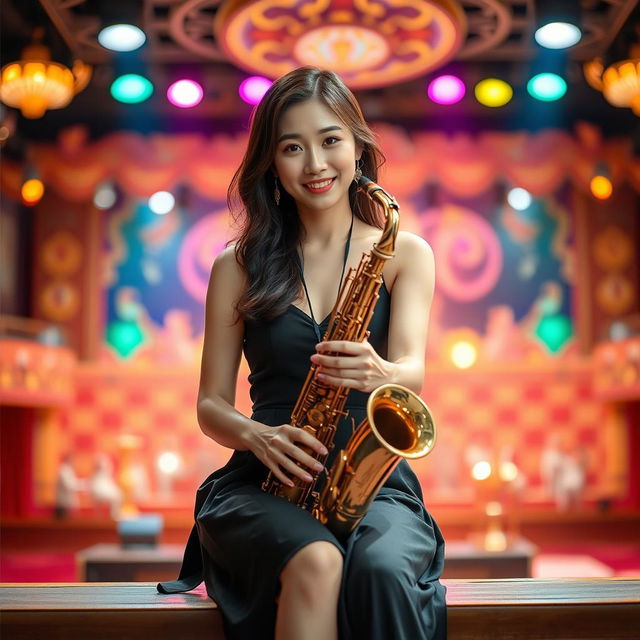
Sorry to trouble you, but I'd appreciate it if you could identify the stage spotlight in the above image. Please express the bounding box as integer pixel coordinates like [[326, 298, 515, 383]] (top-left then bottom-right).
[[22, 178, 44, 205], [527, 73, 567, 101], [427, 75, 465, 105], [534, 0, 581, 49], [149, 191, 175, 214], [98, 24, 146, 52], [111, 74, 153, 104], [239, 76, 272, 105], [475, 78, 513, 107], [167, 80, 203, 108], [535, 23, 581, 49], [507, 187, 532, 210]]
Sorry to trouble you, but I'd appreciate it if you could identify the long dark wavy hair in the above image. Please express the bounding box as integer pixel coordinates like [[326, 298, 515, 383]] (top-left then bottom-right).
[[229, 67, 385, 323]]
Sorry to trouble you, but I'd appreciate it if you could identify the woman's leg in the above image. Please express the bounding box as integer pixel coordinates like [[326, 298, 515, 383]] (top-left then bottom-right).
[[341, 493, 446, 640], [276, 541, 343, 640]]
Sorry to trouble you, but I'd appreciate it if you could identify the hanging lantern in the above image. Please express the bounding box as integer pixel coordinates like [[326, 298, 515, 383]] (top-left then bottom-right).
[[584, 43, 640, 116], [0, 30, 92, 119]]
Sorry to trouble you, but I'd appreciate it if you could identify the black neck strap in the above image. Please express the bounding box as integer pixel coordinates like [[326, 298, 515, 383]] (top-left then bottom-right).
[[296, 213, 354, 343]]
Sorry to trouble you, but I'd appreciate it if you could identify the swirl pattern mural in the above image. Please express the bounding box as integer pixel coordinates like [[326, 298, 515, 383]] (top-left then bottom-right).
[[422, 204, 503, 302], [178, 210, 233, 304]]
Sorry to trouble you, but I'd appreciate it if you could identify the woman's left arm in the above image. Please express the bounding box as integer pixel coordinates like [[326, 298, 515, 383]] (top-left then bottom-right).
[[311, 232, 435, 394]]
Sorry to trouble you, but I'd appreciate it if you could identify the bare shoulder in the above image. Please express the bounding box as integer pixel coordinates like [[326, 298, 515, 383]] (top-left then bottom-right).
[[396, 230, 433, 258], [393, 230, 434, 276], [209, 244, 246, 301]]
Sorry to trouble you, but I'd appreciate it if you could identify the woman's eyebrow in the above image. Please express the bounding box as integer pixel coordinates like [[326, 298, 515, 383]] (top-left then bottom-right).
[[277, 125, 343, 144]]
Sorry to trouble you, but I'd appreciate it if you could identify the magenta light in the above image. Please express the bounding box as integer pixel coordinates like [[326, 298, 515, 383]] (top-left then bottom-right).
[[167, 79, 203, 108], [427, 75, 465, 105], [239, 76, 272, 105]]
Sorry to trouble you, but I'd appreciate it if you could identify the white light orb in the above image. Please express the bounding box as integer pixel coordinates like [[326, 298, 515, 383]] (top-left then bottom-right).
[[157, 452, 181, 475], [472, 460, 492, 481], [507, 187, 532, 210], [98, 24, 146, 52], [451, 341, 477, 369], [94, 182, 117, 209], [535, 22, 581, 49], [148, 191, 175, 215]]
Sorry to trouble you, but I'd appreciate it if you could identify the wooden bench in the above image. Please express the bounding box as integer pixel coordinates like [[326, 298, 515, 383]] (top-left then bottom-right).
[[1, 579, 639, 639]]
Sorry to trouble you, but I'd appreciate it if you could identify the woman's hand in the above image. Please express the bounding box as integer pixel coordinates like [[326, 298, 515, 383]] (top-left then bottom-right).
[[249, 423, 328, 487], [310, 340, 396, 392]]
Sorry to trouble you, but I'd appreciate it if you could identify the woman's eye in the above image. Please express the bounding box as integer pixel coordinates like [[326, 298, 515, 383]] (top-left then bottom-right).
[[283, 143, 301, 152], [324, 136, 340, 145]]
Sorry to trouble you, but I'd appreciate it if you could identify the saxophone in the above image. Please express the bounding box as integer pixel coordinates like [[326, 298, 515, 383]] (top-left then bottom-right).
[[261, 176, 436, 539]]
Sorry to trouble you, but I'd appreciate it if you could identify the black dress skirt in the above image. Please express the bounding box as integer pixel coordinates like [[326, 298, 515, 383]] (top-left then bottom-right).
[[158, 280, 447, 640]]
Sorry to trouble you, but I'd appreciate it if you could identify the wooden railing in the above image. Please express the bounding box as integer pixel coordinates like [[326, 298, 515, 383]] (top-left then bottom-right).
[[1, 578, 639, 639]]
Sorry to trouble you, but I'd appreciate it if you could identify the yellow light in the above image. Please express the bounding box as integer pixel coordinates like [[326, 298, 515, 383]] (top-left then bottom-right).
[[590, 175, 613, 200], [474, 78, 513, 107], [451, 340, 478, 369], [472, 460, 492, 481], [499, 461, 518, 482], [21, 178, 44, 204], [0, 37, 91, 119]]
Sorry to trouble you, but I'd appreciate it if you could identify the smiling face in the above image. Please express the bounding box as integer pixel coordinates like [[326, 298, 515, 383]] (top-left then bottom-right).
[[273, 98, 361, 217]]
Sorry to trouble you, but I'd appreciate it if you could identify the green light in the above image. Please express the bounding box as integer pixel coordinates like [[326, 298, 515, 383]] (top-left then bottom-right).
[[527, 73, 567, 102], [535, 314, 572, 353], [110, 74, 154, 104], [106, 320, 145, 357]]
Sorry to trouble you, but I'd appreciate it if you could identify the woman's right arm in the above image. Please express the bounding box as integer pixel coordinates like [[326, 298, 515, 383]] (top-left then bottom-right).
[[196, 247, 327, 486]]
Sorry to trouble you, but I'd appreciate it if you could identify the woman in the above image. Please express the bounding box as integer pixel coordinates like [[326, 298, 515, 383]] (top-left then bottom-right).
[[158, 66, 446, 640]]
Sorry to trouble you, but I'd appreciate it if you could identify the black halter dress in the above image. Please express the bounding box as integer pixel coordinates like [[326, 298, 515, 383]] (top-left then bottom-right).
[[158, 278, 447, 640]]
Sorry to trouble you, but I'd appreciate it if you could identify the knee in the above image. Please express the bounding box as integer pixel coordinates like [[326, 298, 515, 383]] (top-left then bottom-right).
[[280, 542, 343, 603]]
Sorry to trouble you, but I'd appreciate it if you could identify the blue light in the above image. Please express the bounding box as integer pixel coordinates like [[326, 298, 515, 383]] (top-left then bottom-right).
[[527, 73, 567, 102]]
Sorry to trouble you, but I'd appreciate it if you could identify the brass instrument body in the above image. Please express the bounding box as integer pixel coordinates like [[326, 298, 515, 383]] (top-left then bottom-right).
[[316, 384, 435, 539], [261, 177, 436, 539]]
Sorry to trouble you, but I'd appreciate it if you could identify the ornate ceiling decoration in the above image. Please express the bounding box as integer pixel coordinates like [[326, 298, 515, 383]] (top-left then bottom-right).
[[38, 0, 636, 69], [213, 0, 466, 88]]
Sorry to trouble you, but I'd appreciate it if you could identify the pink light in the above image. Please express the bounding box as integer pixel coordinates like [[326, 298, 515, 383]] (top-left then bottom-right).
[[167, 80, 203, 108], [239, 76, 272, 105], [427, 75, 465, 105]]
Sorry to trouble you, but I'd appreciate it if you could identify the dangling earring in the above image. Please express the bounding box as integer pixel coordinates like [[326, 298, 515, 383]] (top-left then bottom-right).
[[274, 176, 281, 206], [353, 159, 363, 183]]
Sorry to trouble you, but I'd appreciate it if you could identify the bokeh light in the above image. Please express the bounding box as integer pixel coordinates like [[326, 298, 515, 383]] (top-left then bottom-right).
[[158, 452, 181, 474], [98, 24, 146, 52], [535, 314, 573, 353], [167, 80, 204, 108], [590, 175, 613, 200], [239, 76, 272, 105], [472, 461, 492, 481], [527, 73, 567, 101], [106, 321, 144, 358], [534, 22, 581, 49], [148, 191, 175, 215], [111, 74, 154, 104], [94, 182, 117, 210], [499, 461, 519, 482], [474, 78, 513, 107], [507, 187, 532, 210], [427, 75, 466, 105], [21, 178, 44, 204], [451, 340, 478, 369]]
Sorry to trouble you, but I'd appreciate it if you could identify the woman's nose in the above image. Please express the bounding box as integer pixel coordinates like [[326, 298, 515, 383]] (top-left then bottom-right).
[[305, 148, 328, 173]]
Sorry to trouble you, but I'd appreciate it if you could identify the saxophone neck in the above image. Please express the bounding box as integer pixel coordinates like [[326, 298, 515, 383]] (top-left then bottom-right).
[[357, 176, 399, 259]]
